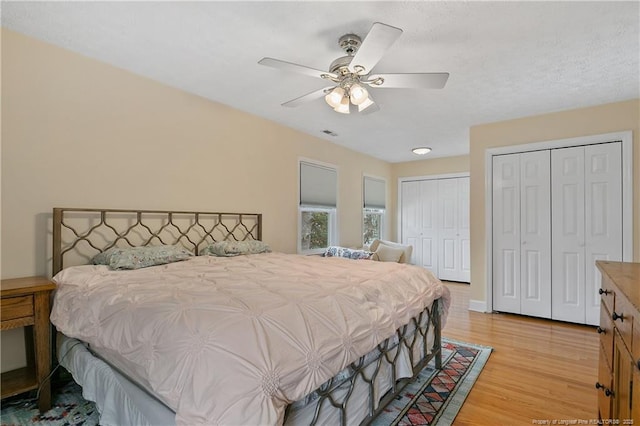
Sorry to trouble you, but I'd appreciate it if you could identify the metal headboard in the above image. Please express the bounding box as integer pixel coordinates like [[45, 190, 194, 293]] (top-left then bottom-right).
[[52, 208, 262, 275]]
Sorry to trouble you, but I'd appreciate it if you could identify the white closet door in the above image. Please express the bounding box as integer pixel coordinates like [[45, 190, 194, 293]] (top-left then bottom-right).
[[519, 151, 551, 318], [417, 180, 439, 273], [584, 142, 623, 325], [552, 146, 586, 323], [493, 154, 521, 314], [401, 181, 421, 264], [438, 177, 470, 282], [401, 180, 439, 274]]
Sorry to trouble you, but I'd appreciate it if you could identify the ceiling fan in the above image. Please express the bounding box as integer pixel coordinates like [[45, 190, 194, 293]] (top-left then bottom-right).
[[258, 22, 449, 114]]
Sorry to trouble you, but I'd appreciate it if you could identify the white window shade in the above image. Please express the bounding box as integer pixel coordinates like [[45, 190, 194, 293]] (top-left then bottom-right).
[[300, 161, 337, 208], [364, 177, 386, 209]]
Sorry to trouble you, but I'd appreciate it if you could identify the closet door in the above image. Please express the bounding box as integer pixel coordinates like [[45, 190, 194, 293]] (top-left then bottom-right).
[[519, 151, 551, 318], [551, 146, 586, 323], [493, 151, 551, 317], [551, 143, 623, 325], [493, 154, 522, 314], [584, 143, 622, 325], [401, 180, 438, 273], [438, 177, 471, 282]]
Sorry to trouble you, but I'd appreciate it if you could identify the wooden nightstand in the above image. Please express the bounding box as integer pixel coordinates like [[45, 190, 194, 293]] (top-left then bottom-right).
[[1, 276, 56, 412]]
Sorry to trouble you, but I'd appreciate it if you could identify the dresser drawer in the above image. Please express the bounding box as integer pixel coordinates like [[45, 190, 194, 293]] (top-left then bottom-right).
[[611, 292, 634, 354], [599, 273, 616, 315], [0, 295, 34, 321], [599, 301, 614, 369]]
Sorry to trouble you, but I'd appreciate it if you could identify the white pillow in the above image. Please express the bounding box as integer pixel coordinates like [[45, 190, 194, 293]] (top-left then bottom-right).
[[373, 243, 404, 263]]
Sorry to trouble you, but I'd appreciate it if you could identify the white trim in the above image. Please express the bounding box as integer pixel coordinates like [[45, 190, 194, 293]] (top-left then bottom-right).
[[484, 131, 634, 313], [468, 299, 488, 313], [396, 172, 470, 243]]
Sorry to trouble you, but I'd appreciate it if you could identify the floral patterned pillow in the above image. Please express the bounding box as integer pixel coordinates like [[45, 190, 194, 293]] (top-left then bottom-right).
[[200, 240, 271, 257], [323, 246, 374, 260], [91, 245, 193, 270]]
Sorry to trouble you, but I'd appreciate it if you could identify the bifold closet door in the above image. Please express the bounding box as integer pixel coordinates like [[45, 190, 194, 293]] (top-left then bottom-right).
[[438, 178, 471, 282], [493, 151, 551, 317], [551, 143, 622, 325], [401, 180, 438, 274]]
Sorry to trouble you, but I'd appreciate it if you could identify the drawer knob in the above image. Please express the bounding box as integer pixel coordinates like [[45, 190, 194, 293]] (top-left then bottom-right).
[[596, 327, 606, 334], [595, 382, 604, 389], [612, 312, 624, 322], [599, 288, 611, 295], [604, 388, 614, 397]]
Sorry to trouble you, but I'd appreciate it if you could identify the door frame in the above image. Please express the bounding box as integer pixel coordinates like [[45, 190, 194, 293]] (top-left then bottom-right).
[[484, 131, 633, 313]]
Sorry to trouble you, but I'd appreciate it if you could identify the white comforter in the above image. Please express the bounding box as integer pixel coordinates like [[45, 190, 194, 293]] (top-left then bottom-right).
[[51, 253, 450, 426]]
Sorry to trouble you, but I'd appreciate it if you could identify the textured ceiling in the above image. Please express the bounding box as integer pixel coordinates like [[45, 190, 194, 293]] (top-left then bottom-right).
[[2, 1, 639, 163]]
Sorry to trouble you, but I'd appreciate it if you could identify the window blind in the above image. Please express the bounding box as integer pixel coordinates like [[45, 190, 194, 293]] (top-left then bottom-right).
[[364, 176, 386, 209], [300, 161, 337, 208]]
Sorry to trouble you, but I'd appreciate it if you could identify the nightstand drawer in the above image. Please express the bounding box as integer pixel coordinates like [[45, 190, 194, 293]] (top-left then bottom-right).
[[0, 295, 34, 321]]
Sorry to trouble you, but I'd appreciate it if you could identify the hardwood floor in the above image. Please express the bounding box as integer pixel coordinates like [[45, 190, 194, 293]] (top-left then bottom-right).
[[441, 282, 599, 425]]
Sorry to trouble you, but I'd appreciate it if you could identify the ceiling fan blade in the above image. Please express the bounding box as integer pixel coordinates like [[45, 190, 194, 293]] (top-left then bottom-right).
[[259, 58, 337, 80], [281, 87, 333, 107], [370, 73, 450, 89], [348, 22, 403, 74]]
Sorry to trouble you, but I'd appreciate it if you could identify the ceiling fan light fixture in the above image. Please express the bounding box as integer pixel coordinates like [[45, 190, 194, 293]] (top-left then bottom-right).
[[349, 83, 369, 105], [357, 97, 375, 112], [325, 87, 345, 108], [334, 96, 350, 114], [412, 147, 432, 155]]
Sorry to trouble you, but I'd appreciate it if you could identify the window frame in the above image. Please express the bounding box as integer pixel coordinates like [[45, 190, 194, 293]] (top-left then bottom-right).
[[298, 159, 338, 255], [362, 175, 387, 247]]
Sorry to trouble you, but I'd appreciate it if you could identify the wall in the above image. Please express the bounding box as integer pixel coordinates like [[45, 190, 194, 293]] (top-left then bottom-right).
[[0, 29, 391, 371], [469, 99, 640, 305]]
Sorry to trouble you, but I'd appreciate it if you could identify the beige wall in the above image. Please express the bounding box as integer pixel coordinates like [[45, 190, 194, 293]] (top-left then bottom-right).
[[0, 29, 392, 370], [469, 99, 640, 304]]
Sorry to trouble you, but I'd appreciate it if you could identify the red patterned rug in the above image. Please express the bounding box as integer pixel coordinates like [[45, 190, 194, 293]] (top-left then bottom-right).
[[372, 338, 492, 425]]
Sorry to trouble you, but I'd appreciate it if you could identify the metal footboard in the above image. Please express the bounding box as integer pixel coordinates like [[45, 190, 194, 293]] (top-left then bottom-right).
[[284, 299, 442, 426]]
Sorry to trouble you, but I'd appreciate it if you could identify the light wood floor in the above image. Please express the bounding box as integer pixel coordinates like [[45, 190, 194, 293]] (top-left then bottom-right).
[[441, 282, 599, 425]]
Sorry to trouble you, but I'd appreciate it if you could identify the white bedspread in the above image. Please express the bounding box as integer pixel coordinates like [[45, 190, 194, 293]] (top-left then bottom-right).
[[51, 253, 450, 426]]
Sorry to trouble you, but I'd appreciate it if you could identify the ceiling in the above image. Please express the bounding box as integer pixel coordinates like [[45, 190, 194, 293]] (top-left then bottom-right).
[[2, 1, 639, 163]]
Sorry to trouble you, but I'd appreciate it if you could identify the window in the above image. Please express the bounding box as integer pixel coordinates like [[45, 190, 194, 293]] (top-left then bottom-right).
[[363, 176, 386, 246], [299, 160, 337, 254]]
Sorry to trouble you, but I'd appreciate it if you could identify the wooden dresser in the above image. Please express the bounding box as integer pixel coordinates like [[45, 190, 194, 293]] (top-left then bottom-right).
[[596, 261, 639, 422], [1, 276, 56, 412]]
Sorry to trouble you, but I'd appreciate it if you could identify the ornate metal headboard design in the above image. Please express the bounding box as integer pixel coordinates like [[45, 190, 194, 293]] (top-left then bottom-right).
[[52, 208, 262, 275]]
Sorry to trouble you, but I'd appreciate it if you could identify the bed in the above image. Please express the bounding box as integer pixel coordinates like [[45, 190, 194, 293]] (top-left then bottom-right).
[[50, 207, 450, 426]]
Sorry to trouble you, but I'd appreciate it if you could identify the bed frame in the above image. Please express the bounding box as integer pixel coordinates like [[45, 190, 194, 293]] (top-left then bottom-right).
[[52, 207, 442, 426]]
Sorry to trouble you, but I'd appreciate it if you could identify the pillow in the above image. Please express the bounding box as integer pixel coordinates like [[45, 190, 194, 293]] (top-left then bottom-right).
[[200, 240, 271, 257], [372, 243, 405, 263], [91, 245, 193, 270], [324, 246, 375, 260]]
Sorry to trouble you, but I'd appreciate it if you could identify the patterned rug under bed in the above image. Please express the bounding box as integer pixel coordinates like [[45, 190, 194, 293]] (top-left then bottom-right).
[[0, 338, 491, 426]]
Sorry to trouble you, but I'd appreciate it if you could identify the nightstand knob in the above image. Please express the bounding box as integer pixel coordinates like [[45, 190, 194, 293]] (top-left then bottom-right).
[[596, 327, 606, 334], [605, 388, 614, 398], [599, 288, 611, 295], [612, 311, 624, 322], [596, 382, 605, 390]]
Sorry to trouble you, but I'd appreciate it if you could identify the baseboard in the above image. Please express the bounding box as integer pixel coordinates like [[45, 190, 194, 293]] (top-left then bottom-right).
[[468, 299, 488, 313]]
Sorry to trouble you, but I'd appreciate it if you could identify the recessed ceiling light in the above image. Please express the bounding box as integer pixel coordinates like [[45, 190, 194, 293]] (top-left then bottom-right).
[[412, 147, 432, 155]]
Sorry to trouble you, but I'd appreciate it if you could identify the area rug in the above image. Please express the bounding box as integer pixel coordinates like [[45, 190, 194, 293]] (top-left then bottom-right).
[[372, 337, 492, 426], [0, 338, 490, 426]]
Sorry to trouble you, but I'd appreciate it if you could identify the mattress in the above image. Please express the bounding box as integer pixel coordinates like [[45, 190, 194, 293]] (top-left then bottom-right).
[[51, 252, 450, 425]]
